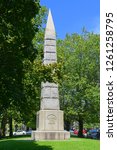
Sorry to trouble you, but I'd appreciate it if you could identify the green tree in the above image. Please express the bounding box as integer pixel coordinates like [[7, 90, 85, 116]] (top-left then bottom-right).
[[0, 0, 41, 137], [57, 32, 100, 137]]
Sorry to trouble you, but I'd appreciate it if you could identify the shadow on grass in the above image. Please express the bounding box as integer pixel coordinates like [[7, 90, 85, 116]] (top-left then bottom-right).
[[0, 135, 31, 140], [0, 139, 53, 150]]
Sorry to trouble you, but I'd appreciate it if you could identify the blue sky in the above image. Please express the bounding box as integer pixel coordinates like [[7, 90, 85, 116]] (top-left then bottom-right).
[[40, 0, 100, 39]]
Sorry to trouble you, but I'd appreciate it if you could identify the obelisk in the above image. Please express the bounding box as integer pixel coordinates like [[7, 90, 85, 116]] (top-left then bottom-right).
[[32, 9, 70, 140]]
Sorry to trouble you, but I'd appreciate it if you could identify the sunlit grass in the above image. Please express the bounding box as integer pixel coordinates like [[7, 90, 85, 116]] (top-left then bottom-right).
[[0, 136, 100, 150]]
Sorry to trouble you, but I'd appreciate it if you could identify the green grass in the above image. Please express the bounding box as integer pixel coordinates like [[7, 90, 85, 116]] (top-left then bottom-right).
[[0, 136, 100, 150]]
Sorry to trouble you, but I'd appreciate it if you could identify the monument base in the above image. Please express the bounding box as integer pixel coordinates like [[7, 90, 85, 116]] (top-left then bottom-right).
[[31, 131, 70, 140], [36, 110, 64, 131]]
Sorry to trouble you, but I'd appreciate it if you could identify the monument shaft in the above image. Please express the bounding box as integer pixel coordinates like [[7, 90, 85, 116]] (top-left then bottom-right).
[[32, 9, 70, 140]]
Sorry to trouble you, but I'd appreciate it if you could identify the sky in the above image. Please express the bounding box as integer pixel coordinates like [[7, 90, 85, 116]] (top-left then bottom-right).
[[40, 0, 100, 39]]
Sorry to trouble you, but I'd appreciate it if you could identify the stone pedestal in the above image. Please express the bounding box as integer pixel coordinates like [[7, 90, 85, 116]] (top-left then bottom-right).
[[32, 110, 70, 140], [31, 82, 70, 140], [32, 131, 70, 140], [36, 110, 64, 131]]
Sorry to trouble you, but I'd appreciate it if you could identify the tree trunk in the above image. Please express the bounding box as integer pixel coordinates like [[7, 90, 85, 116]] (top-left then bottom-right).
[[65, 120, 71, 131], [0, 128, 2, 139], [78, 116, 83, 138], [9, 116, 13, 137], [1, 116, 7, 137]]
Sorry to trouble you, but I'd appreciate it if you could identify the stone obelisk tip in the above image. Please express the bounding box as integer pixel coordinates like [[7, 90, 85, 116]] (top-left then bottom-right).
[[45, 9, 56, 39], [49, 8, 51, 14]]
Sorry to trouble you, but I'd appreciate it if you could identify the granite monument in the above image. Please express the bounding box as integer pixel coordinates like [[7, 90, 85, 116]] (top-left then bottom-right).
[[32, 9, 70, 140]]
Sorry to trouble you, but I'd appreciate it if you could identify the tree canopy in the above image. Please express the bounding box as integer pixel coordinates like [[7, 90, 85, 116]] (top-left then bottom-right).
[[57, 32, 100, 136], [0, 0, 47, 136]]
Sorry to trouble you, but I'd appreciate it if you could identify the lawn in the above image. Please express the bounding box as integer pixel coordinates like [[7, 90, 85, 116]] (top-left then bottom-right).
[[0, 136, 100, 150]]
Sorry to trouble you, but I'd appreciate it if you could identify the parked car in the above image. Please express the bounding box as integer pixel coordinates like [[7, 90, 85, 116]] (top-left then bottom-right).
[[69, 129, 78, 136], [26, 130, 32, 135], [87, 129, 100, 139], [70, 129, 87, 137], [74, 129, 78, 135], [69, 129, 74, 135], [82, 129, 87, 137], [13, 130, 26, 136]]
